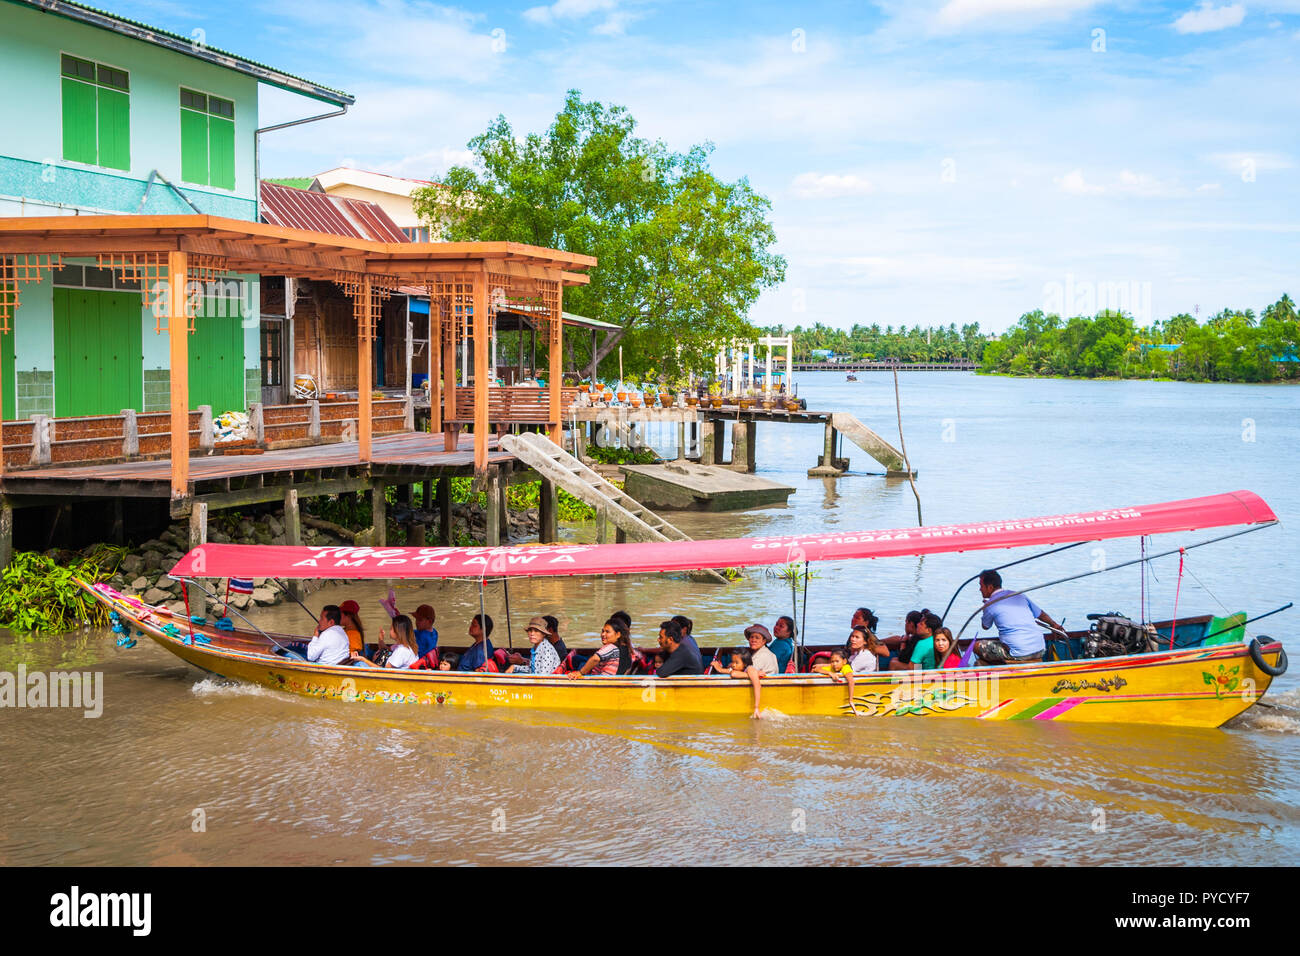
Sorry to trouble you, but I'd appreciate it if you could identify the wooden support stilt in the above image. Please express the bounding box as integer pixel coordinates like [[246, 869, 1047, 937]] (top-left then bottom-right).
[[472, 268, 489, 475], [188, 500, 208, 549], [485, 468, 501, 546], [0, 496, 12, 572], [437, 476, 452, 545], [167, 250, 190, 512], [283, 487, 302, 599], [548, 284, 564, 445], [357, 276, 374, 463], [539, 477, 557, 544], [371, 480, 387, 546], [595, 505, 608, 543]]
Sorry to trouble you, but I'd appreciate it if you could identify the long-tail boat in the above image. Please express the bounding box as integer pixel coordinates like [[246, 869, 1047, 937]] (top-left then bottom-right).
[[78, 490, 1288, 727]]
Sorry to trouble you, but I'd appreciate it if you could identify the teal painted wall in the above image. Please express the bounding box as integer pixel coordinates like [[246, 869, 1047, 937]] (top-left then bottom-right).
[[0, 2, 259, 217]]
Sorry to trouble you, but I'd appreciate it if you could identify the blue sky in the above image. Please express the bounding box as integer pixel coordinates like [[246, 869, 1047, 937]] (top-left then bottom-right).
[[111, 0, 1297, 332]]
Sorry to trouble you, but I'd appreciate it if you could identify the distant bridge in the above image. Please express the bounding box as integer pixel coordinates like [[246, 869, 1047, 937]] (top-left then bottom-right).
[[793, 360, 978, 372]]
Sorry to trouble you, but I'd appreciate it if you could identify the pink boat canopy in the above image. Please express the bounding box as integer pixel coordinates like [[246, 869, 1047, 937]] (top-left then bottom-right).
[[168, 491, 1276, 581]]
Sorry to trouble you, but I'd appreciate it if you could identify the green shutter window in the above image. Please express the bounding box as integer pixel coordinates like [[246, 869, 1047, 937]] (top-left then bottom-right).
[[60, 55, 130, 169], [61, 76, 98, 164], [180, 107, 209, 185], [208, 117, 235, 190], [97, 87, 130, 171]]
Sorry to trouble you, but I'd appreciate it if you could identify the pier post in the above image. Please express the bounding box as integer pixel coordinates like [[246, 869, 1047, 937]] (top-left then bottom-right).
[[188, 500, 208, 549], [700, 419, 724, 465], [809, 421, 849, 477], [539, 477, 557, 543], [121, 408, 139, 458], [436, 476, 452, 545], [595, 505, 608, 543], [677, 421, 686, 461], [0, 497, 12, 573], [729, 420, 756, 473], [485, 469, 502, 546], [372, 481, 387, 547], [283, 488, 302, 598], [307, 400, 321, 442]]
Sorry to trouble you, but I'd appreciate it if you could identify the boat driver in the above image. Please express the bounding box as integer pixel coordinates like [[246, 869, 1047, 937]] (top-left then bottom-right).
[[306, 605, 352, 665], [972, 570, 1064, 664]]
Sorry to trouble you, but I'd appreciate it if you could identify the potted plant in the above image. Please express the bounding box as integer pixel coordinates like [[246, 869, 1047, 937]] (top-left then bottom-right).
[[738, 388, 755, 411], [685, 378, 699, 407], [708, 381, 724, 409]]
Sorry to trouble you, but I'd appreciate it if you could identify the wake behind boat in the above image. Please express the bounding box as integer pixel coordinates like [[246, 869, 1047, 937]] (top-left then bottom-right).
[[79, 490, 1289, 727]]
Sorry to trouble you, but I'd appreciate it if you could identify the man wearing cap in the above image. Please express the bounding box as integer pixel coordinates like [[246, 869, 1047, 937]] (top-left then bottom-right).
[[413, 604, 439, 658], [505, 617, 562, 675]]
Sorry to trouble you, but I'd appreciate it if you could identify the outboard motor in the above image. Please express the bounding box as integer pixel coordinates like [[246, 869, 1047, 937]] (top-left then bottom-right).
[[1082, 612, 1159, 658]]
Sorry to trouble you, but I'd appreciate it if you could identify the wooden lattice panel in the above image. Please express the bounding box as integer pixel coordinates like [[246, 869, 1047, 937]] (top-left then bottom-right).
[[486, 271, 562, 346], [428, 274, 476, 342], [0, 254, 63, 334], [336, 271, 403, 340], [98, 253, 169, 330]]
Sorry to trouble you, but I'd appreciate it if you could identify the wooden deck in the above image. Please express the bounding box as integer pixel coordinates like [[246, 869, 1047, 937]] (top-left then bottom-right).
[[0, 431, 514, 502]]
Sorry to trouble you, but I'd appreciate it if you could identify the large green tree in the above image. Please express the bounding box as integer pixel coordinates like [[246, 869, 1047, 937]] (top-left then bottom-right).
[[412, 91, 786, 380]]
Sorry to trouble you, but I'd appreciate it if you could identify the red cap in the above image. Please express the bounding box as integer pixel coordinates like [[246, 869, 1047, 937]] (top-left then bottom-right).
[[340, 599, 360, 615]]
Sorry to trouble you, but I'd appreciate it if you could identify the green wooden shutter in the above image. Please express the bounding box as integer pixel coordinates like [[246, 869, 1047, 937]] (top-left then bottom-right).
[[54, 289, 143, 416], [208, 116, 235, 190], [97, 87, 131, 171], [1, 316, 14, 422], [61, 78, 97, 164], [180, 108, 209, 184]]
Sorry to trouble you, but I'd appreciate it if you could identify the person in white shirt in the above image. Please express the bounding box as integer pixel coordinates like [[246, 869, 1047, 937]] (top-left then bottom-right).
[[378, 614, 419, 670], [711, 624, 779, 719], [307, 605, 351, 665], [847, 627, 879, 674]]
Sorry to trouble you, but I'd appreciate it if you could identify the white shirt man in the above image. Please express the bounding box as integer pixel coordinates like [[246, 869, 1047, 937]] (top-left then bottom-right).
[[306, 607, 351, 665]]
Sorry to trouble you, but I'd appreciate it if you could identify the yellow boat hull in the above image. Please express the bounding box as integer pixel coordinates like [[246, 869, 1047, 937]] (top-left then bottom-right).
[[86, 582, 1284, 727]]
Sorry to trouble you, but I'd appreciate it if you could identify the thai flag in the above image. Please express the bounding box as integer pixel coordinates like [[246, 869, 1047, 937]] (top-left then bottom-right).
[[228, 577, 255, 595]]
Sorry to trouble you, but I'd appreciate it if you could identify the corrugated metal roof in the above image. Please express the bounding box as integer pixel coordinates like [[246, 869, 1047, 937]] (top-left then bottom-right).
[[10, 0, 353, 105], [259, 181, 409, 242]]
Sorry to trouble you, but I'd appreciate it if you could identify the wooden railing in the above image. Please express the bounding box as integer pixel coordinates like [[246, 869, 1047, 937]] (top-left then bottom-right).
[[447, 386, 579, 424], [0, 397, 413, 469]]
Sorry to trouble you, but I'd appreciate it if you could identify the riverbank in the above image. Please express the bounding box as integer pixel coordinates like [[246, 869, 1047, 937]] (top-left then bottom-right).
[[976, 368, 1300, 385]]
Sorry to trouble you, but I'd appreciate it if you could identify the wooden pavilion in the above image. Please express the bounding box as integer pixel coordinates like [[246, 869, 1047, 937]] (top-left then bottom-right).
[[0, 215, 595, 515]]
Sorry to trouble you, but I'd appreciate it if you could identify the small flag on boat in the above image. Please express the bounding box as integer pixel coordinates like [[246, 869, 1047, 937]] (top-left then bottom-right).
[[228, 577, 255, 595]]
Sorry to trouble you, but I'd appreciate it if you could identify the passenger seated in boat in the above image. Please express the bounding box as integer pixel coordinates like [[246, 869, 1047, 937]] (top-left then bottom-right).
[[846, 626, 881, 674], [713, 647, 766, 719], [544, 615, 568, 659], [815, 648, 863, 717], [339, 600, 366, 658], [973, 570, 1063, 665], [374, 614, 419, 669], [851, 607, 879, 632], [671, 615, 701, 656], [568, 617, 632, 678], [890, 611, 941, 671], [771, 616, 796, 673], [439, 652, 459, 671], [413, 604, 438, 657], [933, 627, 961, 668], [655, 620, 703, 677], [507, 617, 564, 675], [458, 614, 495, 672], [307, 605, 352, 665]]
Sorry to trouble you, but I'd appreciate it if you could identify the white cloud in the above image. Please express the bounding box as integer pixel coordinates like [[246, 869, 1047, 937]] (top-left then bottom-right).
[[1195, 182, 1222, 192], [1172, 2, 1247, 34], [524, 0, 617, 26], [832, 254, 1025, 286], [791, 172, 875, 199], [933, 0, 1102, 30], [1056, 169, 1105, 195]]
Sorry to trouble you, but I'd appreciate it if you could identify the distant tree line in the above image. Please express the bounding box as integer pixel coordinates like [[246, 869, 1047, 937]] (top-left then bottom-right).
[[764, 294, 1299, 383]]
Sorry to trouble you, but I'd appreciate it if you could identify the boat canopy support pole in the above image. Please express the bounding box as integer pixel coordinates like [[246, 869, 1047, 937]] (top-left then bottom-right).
[[939, 540, 1090, 625]]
